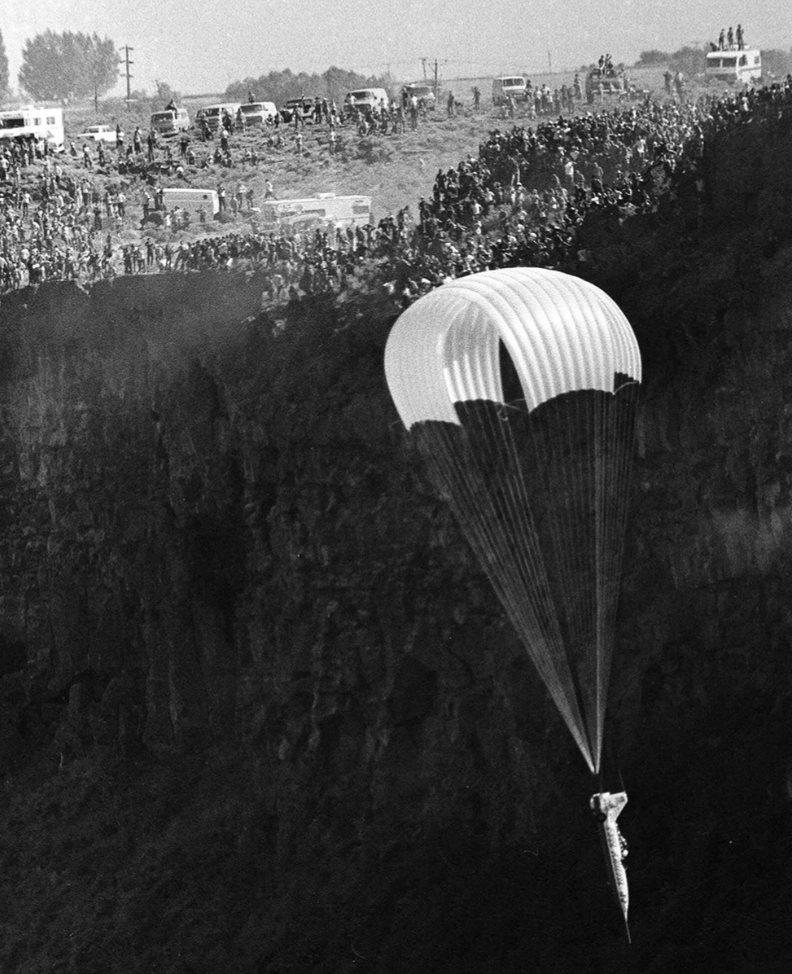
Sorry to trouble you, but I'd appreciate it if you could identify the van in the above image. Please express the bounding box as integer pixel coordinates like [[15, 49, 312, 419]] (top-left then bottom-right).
[[237, 102, 278, 127], [492, 76, 528, 106], [196, 103, 241, 132], [344, 88, 390, 115], [403, 83, 436, 108], [161, 188, 219, 220], [150, 107, 191, 138]]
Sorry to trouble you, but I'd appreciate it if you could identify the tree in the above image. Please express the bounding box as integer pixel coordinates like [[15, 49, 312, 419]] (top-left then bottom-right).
[[635, 50, 670, 67], [84, 34, 119, 111], [224, 65, 389, 107], [155, 81, 181, 107], [669, 45, 706, 76], [760, 48, 792, 79], [0, 29, 9, 102], [19, 30, 118, 104]]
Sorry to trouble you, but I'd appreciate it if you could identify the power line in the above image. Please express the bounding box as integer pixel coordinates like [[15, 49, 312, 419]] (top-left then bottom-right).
[[119, 45, 134, 104]]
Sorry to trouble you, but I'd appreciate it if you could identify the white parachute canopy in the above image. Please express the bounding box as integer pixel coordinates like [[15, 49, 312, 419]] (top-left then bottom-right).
[[384, 267, 642, 774]]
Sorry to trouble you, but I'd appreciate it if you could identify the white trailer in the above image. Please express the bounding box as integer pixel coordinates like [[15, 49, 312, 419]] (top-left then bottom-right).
[[0, 107, 64, 148]]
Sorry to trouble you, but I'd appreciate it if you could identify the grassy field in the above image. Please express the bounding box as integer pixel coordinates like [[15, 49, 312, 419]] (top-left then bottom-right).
[[55, 66, 684, 238]]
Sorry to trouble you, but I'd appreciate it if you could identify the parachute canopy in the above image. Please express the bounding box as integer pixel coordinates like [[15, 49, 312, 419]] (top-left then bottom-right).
[[384, 267, 641, 774]]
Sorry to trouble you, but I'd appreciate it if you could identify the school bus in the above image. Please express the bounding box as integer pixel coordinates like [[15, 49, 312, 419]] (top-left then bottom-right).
[[260, 194, 372, 232]]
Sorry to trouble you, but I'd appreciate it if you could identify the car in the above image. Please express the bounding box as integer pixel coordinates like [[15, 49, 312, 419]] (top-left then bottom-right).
[[403, 84, 436, 109], [77, 124, 121, 143]]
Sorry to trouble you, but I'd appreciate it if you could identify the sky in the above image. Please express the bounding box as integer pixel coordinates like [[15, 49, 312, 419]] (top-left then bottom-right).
[[3, 0, 791, 97]]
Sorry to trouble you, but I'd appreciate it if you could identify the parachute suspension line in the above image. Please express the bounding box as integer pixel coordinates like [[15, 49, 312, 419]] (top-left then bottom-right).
[[518, 385, 599, 770], [477, 399, 592, 760], [595, 378, 639, 772], [416, 408, 595, 771], [416, 380, 638, 777]]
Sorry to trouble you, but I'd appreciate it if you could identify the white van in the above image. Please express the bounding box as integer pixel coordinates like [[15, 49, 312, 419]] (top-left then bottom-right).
[[150, 107, 191, 138], [492, 76, 528, 105], [196, 103, 241, 132], [344, 88, 390, 115], [161, 188, 219, 219], [237, 102, 278, 127], [705, 48, 762, 84]]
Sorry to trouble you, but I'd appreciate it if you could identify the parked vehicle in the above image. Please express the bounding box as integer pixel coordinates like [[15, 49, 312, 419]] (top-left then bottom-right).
[[76, 124, 121, 143], [149, 107, 190, 138], [403, 83, 436, 108], [280, 98, 315, 123], [260, 193, 372, 232], [585, 68, 628, 103], [491, 76, 528, 105], [195, 103, 241, 132], [705, 48, 762, 84], [0, 107, 64, 148], [344, 88, 390, 115], [237, 102, 278, 127]]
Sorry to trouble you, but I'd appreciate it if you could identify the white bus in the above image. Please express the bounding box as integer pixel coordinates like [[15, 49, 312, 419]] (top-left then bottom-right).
[[260, 194, 372, 232], [705, 49, 762, 84], [0, 107, 64, 148]]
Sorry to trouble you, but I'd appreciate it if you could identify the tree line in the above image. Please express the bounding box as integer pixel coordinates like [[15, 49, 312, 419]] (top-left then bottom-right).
[[0, 27, 390, 109], [0, 28, 118, 105], [224, 66, 390, 107]]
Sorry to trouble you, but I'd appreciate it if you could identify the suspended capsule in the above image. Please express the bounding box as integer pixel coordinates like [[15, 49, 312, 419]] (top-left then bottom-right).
[[384, 267, 642, 775]]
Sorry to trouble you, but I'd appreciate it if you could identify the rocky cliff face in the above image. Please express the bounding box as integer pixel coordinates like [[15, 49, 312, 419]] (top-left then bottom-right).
[[2, 122, 792, 972]]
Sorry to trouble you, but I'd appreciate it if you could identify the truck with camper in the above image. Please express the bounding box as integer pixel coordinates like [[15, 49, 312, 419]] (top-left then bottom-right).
[[704, 48, 762, 84], [0, 107, 64, 149]]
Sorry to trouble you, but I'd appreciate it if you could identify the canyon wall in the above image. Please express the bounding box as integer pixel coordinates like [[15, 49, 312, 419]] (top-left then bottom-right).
[[2, 116, 792, 972]]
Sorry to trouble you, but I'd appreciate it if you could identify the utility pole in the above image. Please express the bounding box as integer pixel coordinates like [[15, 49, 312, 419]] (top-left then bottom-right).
[[421, 58, 428, 80], [119, 45, 134, 104], [548, 50, 552, 73], [433, 59, 439, 98]]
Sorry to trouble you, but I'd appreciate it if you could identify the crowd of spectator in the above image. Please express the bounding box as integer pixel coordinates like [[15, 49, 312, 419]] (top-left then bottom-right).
[[1, 76, 791, 300]]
